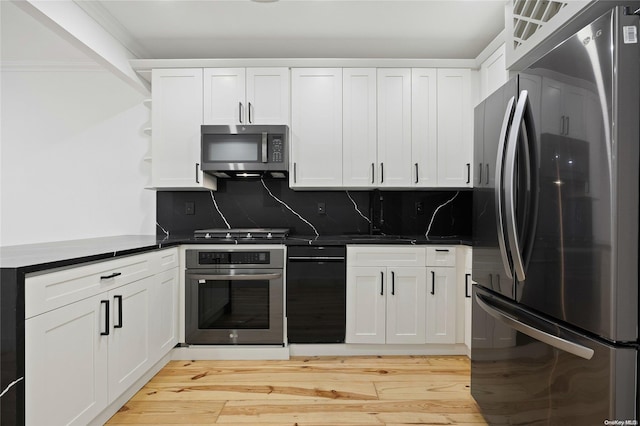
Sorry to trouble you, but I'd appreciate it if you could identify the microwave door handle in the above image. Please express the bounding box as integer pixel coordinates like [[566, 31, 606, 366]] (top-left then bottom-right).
[[262, 132, 268, 163]]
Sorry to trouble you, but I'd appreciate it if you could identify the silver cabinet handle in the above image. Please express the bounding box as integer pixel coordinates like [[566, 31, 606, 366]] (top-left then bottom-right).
[[466, 163, 470, 184], [391, 271, 395, 295], [371, 163, 375, 184], [293, 162, 297, 183], [475, 293, 594, 360], [485, 164, 489, 185], [261, 132, 268, 163], [239, 102, 244, 123], [415, 163, 419, 184], [380, 163, 384, 184], [504, 91, 529, 281], [478, 162, 483, 184], [430, 270, 435, 295], [248, 102, 253, 123], [195, 163, 200, 184], [380, 271, 384, 295], [495, 96, 515, 280], [193, 272, 282, 281]]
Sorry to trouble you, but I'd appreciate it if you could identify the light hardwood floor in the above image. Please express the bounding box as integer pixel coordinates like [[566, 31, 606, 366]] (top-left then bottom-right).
[[106, 355, 487, 425]]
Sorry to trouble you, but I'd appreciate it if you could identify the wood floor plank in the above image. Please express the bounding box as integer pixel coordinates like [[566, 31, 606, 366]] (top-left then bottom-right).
[[132, 382, 379, 402], [107, 401, 224, 424], [106, 355, 487, 425]]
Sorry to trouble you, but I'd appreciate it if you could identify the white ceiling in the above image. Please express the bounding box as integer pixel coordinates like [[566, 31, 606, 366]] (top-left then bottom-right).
[[83, 0, 506, 60]]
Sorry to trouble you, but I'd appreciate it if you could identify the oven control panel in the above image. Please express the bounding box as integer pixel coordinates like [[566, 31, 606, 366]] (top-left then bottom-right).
[[198, 251, 270, 265]]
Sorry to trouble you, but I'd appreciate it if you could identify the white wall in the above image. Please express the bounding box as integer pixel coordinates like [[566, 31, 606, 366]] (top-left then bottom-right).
[[0, 68, 155, 246]]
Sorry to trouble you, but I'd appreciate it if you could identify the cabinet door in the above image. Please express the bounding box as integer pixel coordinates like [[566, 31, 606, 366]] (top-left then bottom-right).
[[377, 68, 412, 187], [426, 267, 457, 343], [108, 278, 152, 403], [203, 68, 246, 125], [411, 68, 438, 187], [385, 267, 427, 344], [346, 266, 386, 344], [343, 68, 377, 187], [151, 69, 216, 190], [149, 268, 179, 364], [291, 68, 343, 188], [25, 295, 108, 426], [437, 69, 472, 187], [246, 68, 290, 125]]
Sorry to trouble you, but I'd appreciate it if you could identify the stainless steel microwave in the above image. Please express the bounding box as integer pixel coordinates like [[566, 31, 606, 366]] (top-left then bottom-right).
[[201, 124, 288, 178]]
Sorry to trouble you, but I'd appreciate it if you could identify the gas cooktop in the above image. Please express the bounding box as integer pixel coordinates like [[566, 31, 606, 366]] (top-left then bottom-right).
[[193, 228, 290, 240]]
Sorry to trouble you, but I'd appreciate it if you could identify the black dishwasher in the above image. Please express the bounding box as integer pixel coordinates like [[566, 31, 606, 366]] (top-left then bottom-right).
[[286, 246, 346, 343]]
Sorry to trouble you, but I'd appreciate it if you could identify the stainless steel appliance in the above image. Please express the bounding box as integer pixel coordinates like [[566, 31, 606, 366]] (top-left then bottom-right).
[[185, 247, 285, 345], [471, 6, 640, 423], [286, 246, 346, 343], [201, 124, 288, 178]]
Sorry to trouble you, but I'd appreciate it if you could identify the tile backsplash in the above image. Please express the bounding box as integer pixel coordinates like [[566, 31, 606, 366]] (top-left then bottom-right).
[[156, 179, 471, 237]]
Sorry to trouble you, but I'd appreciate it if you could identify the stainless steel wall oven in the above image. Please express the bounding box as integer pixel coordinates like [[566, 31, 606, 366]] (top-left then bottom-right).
[[185, 248, 284, 345]]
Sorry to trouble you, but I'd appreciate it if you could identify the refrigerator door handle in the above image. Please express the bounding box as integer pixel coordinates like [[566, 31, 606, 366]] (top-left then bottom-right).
[[494, 95, 516, 280], [504, 91, 529, 281], [475, 293, 595, 360]]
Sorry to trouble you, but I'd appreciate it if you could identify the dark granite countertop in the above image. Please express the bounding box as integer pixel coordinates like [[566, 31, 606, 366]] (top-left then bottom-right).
[[0, 234, 471, 273]]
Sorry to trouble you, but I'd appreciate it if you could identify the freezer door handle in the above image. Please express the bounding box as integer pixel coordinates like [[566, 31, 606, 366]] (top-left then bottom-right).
[[495, 96, 516, 280], [475, 293, 594, 360]]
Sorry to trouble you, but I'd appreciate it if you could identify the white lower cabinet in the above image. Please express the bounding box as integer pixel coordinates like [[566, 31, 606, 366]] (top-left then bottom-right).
[[346, 266, 426, 344], [425, 266, 457, 344], [425, 247, 458, 344], [25, 249, 179, 426], [25, 294, 108, 426], [107, 277, 153, 403]]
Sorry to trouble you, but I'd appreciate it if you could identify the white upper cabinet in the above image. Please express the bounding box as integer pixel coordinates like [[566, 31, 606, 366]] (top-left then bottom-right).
[[480, 44, 508, 101], [411, 68, 438, 187], [290, 68, 343, 188], [203, 68, 245, 125], [377, 68, 413, 187], [204, 67, 290, 125], [436, 68, 473, 188], [343, 68, 377, 187], [246, 68, 291, 125], [151, 68, 216, 190]]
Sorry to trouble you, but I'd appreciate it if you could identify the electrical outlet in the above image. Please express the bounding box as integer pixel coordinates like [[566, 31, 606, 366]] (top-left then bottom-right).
[[185, 201, 195, 215], [415, 201, 424, 215], [317, 202, 326, 215]]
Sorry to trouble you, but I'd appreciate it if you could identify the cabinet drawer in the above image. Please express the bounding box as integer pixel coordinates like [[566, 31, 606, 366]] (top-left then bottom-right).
[[155, 247, 179, 272], [26, 252, 157, 319], [347, 246, 426, 267], [426, 246, 456, 267]]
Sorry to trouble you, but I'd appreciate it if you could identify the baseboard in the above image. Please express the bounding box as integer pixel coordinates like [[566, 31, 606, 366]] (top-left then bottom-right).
[[288, 343, 468, 357], [172, 345, 290, 360]]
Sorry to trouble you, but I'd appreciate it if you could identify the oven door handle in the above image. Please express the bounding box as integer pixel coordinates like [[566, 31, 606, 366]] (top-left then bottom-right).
[[191, 272, 282, 281]]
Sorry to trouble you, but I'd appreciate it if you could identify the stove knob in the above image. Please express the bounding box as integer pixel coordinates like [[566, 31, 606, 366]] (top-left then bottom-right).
[[267, 232, 273, 239], [205, 233, 211, 239], [246, 232, 252, 238], [225, 232, 232, 239]]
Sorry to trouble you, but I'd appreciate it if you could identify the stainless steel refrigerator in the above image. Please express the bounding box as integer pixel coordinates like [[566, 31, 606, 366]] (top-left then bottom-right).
[[471, 5, 640, 423]]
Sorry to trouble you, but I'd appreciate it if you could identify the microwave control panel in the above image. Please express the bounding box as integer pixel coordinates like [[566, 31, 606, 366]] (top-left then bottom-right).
[[269, 134, 284, 163]]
